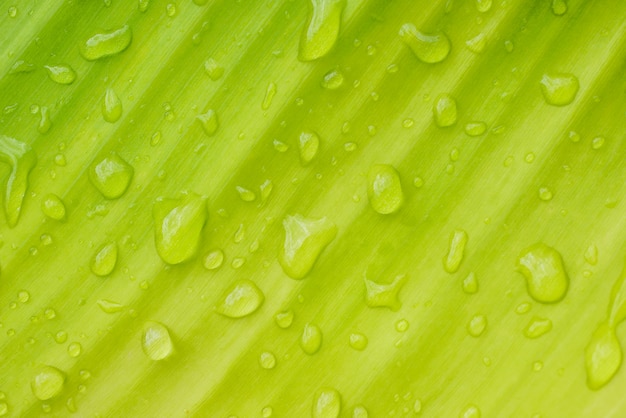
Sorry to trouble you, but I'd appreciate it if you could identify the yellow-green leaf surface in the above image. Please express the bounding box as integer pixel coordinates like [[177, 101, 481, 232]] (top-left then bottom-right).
[[1, 0, 626, 416]]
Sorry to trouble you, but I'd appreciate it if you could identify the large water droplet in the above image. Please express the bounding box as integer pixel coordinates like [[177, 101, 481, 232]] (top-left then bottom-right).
[[44, 64, 76, 85], [443, 229, 468, 273], [298, 131, 320, 165], [0, 135, 37, 227], [31, 366, 65, 400], [524, 316, 553, 338], [90, 241, 118, 277], [312, 387, 341, 418], [363, 273, 407, 311], [551, 0, 567, 15], [102, 88, 122, 123], [367, 164, 404, 214], [196, 109, 219, 136], [301, 323, 323, 354], [585, 322, 622, 390], [215, 280, 264, 318], [80, 25, 132, 61], [41, 193, 66, 221], [153, 192, 207, 264], [540, 73, 579, 106], [298, 0, 346, 61], [142, 321, 174, 361], [279, 214, 337, 279], [516, 243, 569, 303], [88, 152, 134, 199], [399, 24, 451, 64], [433, 94, 457, 127]]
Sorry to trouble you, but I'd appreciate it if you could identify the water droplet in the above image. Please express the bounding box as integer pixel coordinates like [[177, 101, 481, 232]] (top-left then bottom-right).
[[524, 316, 553, 339], [9, 60, 34, 74], [196, 109, 219, 136], [367, 164, 404, 215], [262, 406, 273, 417], [465, 33, 487, 53], [504, 39, 514, 52], [166, 3, 176, 16], [44, 64, 76, 85], [102, 88, 122, 123], [467, 314, 487, 337], [44, 308, 56, 319], [18, 290, 30, 303], [55, 331, 68, 344], [433, 94, 457, 127], [349, 332, 368, 350], [0, 402, 7, 416], [568, 130, 580, 143], [586, 322, 622, 390], [460, 404, 481, 418], [0, 135, 37, 227], [142, 321, 174, 361], [90, 241, 118, 277], [591, 136, 605, 150], [413, 399, 423, 413], [352, 405, 369, 417], [298, 131, 320, 165], [517, 243, 569, 303], [262, 82, 277, 110], [215, 280, 264, 318], [203, 249, 224, 270], [298, 0, 346, 61], [88, 152, 134, 199], [413, 177, 424, 188], [80, 25, 133, 61], [515, 302, 531, 314], [464, 122, 487, 137], [235, 185, 256, 202], [300, 323, 323, 354], [312, 387, 341, 418], [450, 147, 460, 162], [153, 192, 207, 264], [204, 58, 224, 80], [540, 73, 579, 106], [97, 299, 124, 313], [67, 342, 82, 357], [275, 310, 294, 329], [38, 106, 52, 134], [138, 0, 150, 12], [363, 273, 407, 311], [259, 351, 277, 369], [443, 229, 468, 273], [399, 24, 451, 63], [551, 0, 567, 15], [31, 366, 65, 400], [538, 187, 553, 201], [395, 319, 409, 332], [7, 6, 17, 17], [234, 223, 245, 243], [475, 0, 492, 12], [463, 272, 478, 294], [524, 152, 535, 163], [279, 214, 337, 279], [585, 244, 598, 265], [321, 69, 345, 90]]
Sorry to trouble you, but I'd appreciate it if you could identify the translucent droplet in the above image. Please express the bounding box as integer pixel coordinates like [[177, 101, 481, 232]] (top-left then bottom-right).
[[44, 65, 76, 85], [568, 130, 580, 143], [352, 405, 369, 418], [533, 361, 543, 371], [413, 399, 423, 413], [9, 60, 34, 74], [102, 88, 122, 123], [203, 249, 224, 270], [300, 323, 323, 354], [413, 177, 424, 188], [262, 406, 273, 418], [138, 0, 150, 12], [399, 24, 451, 64], [433, 94, 457, 127], [97, 299, 124, 313], [40, 193, 65, 220], [349, 332, 368, 350], [262, 82, 277, 110], [591, 136, 605, 150], [312, 387, 341, 418], [517, 243, 569, 303], [88, 152, 134, 199], [460, 404, 481, 418], [504, 39, 514, 52], [7, 6, 17, 18], [464, 122, 487, 137], [363, 274, 407, 311], [540, 73, 579, 106], [443, 229, 468, 273], [299, 131, 320, 165], [524, 152, 535, 163], [551, 0, 567, 16], [275, 310, 294, 328], [17, 290, 30, 303], [166, 3, 176, 16], [463, 272, 478, 294], [259, 351, 277, 369], [44, 308, 57, 319], [465, 33, 487, 53], [67, 342, 82, 357], [475, 0, 492, 12], [367, 164, 404, 214], [90, 241, 118, 277], [273, 139, 289, 152], [142, 321, 174, 361], [538, 187, 553, 201], [395, 319, 409, 332], [515, 302, 531, 314], [235, 185, 256, 202], [204, 58, 224, 80], [467, 314, 487, 337], [585, 322, 622, 390], [585, 244, 598, 265], [279, 214, 337, 279], [196, 109, 219, 136], [80, 25, 133, 61], [524, 316, 553, 339], [215, 280, 264, 318], [38, 106, 52, 134], [298, 0, 346, 61], [31, 366, 65, 400], [322, 69, 345, 90], [55, 331, 68, 344], [153, 192, 207, 264], [0, 135, 37, 227]]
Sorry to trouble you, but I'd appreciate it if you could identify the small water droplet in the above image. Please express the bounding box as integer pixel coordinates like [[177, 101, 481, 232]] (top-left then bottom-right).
[[67, 342, 82, 358], [504, 39, 514, 52], [312, 387, 341, 418], [299, 131, 320, 165], [196, 109, 219, 136], [568, 130, 580, 143], [443, 229, 468, 273], [540, 73, 579, 106], [367, 164, 404, 215], [538, 187, 553, 201], [585, 322, 622, 390], [262, 82, 277, 110], [352, 405, 369, 417], [591, 136, 605, 150], [524, 316, 553, 339], [551, 0, 567, 15], [464, 122, 487, 137], [0, 402, 7, 416], [90, 241, 117, 277], [399, 24, 451, 63], [262, 406, 273, 417], [18, 290, 30, 303], [7, 6, 17, 17], [38, 106, 52, 134], [298, 0, 345, 61], [349, 332, 368, 351], [413, 177, 424, 188], [44, 308, 56, 319], [516, 242, 569, 303], [102, 88, 122, 123], [585, 244, 598, 265], [166, 3, 176, 16], [301, 323, 323, 354], [463, 272, 478, 294], [97, 299, 124, 313], [89, 152, 133, 199], [460, 404, 481, 418], [322, 69, 344, 90], [467, 314, 487, 337], [80, 25, 132, 61], [215, 280, 264, 318], [54, 331, 68, 344], [475, 0, 492, 12], [203, 249, 224, 270], [515, 302, 531, 314], [363, 274, 407, 311], [44, 64, 76, 85], [204, 58, 224, 80], [138, 0, 150, 12], [31, 366, 65, 401], [275, 310, 294, 328], [465, 33, 487, 53], [9, 60, 34, 74], [433, 94, 457, 127], [142, 321, 174, 360], [259, 351, 276, 369], [395, 319, 409, 332], [236, 185, 257, 202]]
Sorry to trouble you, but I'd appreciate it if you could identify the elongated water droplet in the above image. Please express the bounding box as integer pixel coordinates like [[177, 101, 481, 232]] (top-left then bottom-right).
[[524, 316, 553, 338], [97, 299, 124, 313], [9, 60, 35, 74], [215, 279, 264, 318], [204, 58, 224, 80], [443, 229, 468, 273], [312, 387, 341, 418], [607, 258, 626, 327], [349, 332, 368, 351], [299, 131, 320, 165], [38, 106, 52, 134], [196, 109, 219, 136], [540, 73, 579, 106], [301, 323, 323, 354], [464, 122, 487, 137], [262, 82, 277, 110], [102, 88, 122, 123], [41, 193, 66, 221], [399, 24, 451, 64], [203, 249, 224, 270], [585, 322, 622, 390], [463, 272, 478, 294], [31, 366, 65, 400], [465, 33, 487, 53], [367, 164, 404, 214], [460, 404, 481, 418], [90, 241, 118, 277], [585, 244, 598, 265], [80, 25, 132, 61], [467, 314, 487, 337], [153, 192, 207, 265], [321, 69, 345, 90], [363, 273, 407, 311], [516, 243, 569, 303], [299, 0, 346, 61], [433, 94, 457, 127], [142, 321, 174, 360], [279, 214, 337, 279], [89, 152, 133, 199], [44, 64, 76, 85], [0, 135, 37, 227]]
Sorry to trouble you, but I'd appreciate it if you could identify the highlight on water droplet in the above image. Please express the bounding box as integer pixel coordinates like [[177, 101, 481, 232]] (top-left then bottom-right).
[[301, 322, 323, 355], [524, 316, 553, 339], [540, 73, 579, 106], [44, 64, 76, 85], [215, 279, 264, 318], [312, 387, 341, 418], [41, 193, 66, 221], [349, 332, 368, 351], [196, 109, 219, 136], [298, 131, 320, 165], [142, 321, 174, 361], [153, 192, 207, 264], [433, 94, 457, 127], [399, 23, 451, 64], [467, 314, 487, 337], [516, 242, 569, 303], [585, 322, 622, 390], [363, 273, 407, 311], [90, 241, 118, 277], [102, 88, 122, 123], [279, 214, 337, 279], [88, 152, 134, 199], [0, 135, 37, 227], [443, 229, 468, 273], [321, 69, 345, 90], [298, 0, 346, 61], [31, 365, 65, 400], [80, 25, 132, 61], [463, 272, 478, 294], [367, 164, 404, 215]]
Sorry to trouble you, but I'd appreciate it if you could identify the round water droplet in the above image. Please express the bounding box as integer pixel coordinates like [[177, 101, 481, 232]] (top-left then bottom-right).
[[90, 241, 118, 277], [464, 122, 487, 137], [463, 272, 478, 294], [55, 331, 68, 344], [538, 187, 553, 201], [395, 319, 409, 332], [80, 25, 133, 61], [142, 321, 174, 361], [568, 130, 581, 143], [203, 249, 224, 270], [262, 406, 273, 417], [367, 164, 404, 215], [299, 131, 320, 165], [467, 314, 487, 337], [44, 65, 76, 85], [321, 69, 344, 90], [102, 88, 122, 123], [67, 342, 82, 357], [275, 310, 294, 328], [259, 351, 276, 369], [215, 280, 264, 318], [524, 316, 553, 338], [443, 229, 468, 273], [399, 24, 451, 64], [44, 308, 56, 319], [433, 94, 457, 127], [300, 323, 323, 354], [349, 332, 368, 351], [89, 152, 134, 199], [31, 366, 65, 400], [312, 387, 341, 418], [516, 242, 569, 303], [591, 136, 605, 150], [540, 73, 579, 106], [17, 289, 30, 303], [8, 6, 17, 17]]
